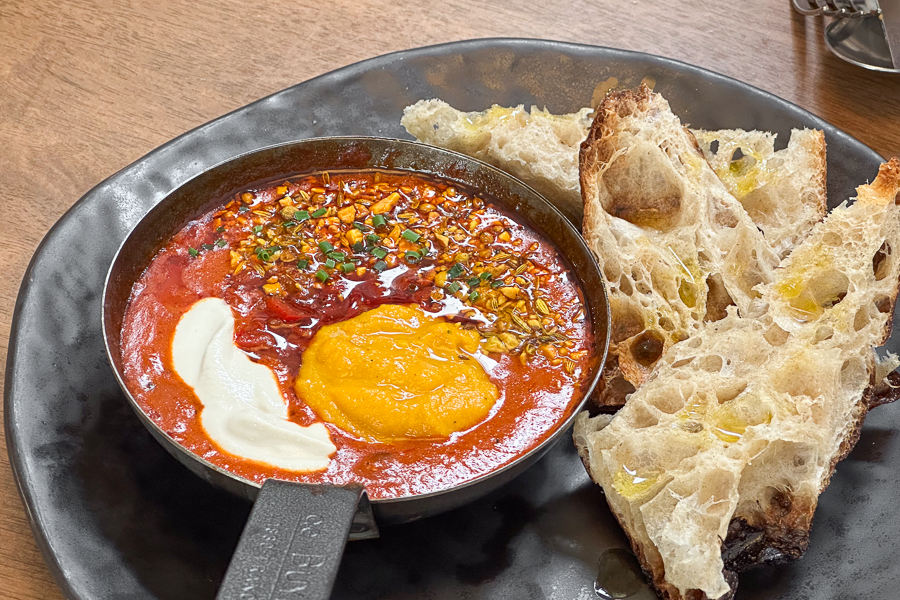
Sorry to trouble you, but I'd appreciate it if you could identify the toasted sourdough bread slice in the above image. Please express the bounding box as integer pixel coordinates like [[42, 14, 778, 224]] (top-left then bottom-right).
[[694, 129, 827, 259], [579, 85, 781, 400], [573, 159, 900, 600], [401, 100, 593, 224]]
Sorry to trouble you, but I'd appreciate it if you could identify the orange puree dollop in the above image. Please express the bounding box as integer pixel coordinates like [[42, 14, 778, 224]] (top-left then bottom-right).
[[295, 304, 499, 442]]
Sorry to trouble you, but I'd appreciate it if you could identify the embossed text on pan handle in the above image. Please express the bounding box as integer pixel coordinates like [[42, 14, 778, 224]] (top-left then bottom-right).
[[216, 480, 373, 600]]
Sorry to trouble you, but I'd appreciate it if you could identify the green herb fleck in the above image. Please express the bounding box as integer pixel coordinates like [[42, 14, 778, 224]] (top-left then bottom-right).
[[467, 277, 480, 287], [491, 280, 503, 288], [373, 260, 388, 272], [318, 240, 334, 253], [401, 229, 421, 243], [238, 206, 249, 213], [311, 208, 327, 218], [341, 262, 356, 273], [216, 226, 225, 233], [253, 225, 263, 234], [351, 241, 366, 253], [468, 290, 480, 301], [216, 239, 227, 248], [294, 210, 310, 222], [188, 247, 199, 258], [297, 259, 309, 270], [315, 269, 329, 282], [447, 282, 461, 293], [405, 251, 421, 263], [448, 263, 465, 279], [327, 251, 345, 261], [372, 247, 388, 259], [479, 272, 491, 281], [372, 214, 387, 228], [325, 258, 336, 269], [353, 221, 367, 231]]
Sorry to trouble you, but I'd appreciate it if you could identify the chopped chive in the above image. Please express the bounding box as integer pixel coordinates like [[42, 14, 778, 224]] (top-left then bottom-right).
[[238, 206, 249, 213], [253, 225, 263, 234], [468, 290, 480, 301], [297, 259, 309, 270], [372, 247, 388, 259], [201, 243, 214, 251], [294, 210, 310, 222], [216, 226, 225, 233], [365, 233, 380, 244], [405, 251, 421, 263], [325, 258, 336, 269], [448, 263, 465, 278], [353, 221, 367, 231], [401, 229, 421, 243], [467, 277, 480, 287], [373, 260, 388, 272], [315, 269, 329, 282], [341, 262, 356, 272], [491, 280, 503, 288], [318, 240, 334, 253], [479, 272, 491, 281], [372, 214, 387, 228], [282, 220, 296, 229], [188, 247, 199, 258], [327, 251, 345, 261], [216, 239, 227, 248], [447, 282, 461, 293], [311, 208, 327, 218], [351, 241, 366, 253]]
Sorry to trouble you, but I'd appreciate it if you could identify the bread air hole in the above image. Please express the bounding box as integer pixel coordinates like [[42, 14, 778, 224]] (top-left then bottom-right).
[[697, 354, 724, 372], [854, 306, 872, 332], [626, 403, 660, 429], [611, 300, 645, 343], [712, 201, 739, 229], [823, 232, 842, 247], [716, 379, 748, 404], [705, 273, 735, 322], [873, 241, 892, 281], [728, 147, 756, 175], [813, 325, 834, 342], [789, 269, 849, 314], [764, 324, 790, 346], [618, 273, 633, 296], [671, 356, 695, 369], [840, 357, 867, 391], [631, 330, 665, 367], [876, 295, 893, 313], [643, 385, 692, 414], [678, 279, 697, 308], [601, 141, 684, 231]]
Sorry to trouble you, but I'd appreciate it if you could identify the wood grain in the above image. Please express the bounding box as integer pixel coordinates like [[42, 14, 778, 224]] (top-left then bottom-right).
[[1, 1, 899, 598]]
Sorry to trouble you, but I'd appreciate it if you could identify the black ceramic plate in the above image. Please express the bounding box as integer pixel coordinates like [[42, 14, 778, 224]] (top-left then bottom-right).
[[6, 39, 898, 600]]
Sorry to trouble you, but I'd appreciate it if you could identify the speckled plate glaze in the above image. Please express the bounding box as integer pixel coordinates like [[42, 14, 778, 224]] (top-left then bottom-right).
[[6, 38, 899, 600]]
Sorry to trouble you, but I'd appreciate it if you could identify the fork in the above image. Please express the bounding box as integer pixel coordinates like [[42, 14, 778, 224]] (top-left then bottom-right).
[[791, 0, 881, 18]]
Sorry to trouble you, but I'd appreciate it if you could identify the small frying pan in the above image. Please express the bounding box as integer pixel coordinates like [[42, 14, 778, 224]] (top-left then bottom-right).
[[102, 137, 610, 600]]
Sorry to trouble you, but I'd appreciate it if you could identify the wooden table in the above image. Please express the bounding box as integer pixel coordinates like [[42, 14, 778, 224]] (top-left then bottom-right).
[[2, 1, 898, 598]]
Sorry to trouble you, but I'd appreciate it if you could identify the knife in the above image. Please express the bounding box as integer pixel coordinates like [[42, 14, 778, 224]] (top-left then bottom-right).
[[880, 0, 900, 68]]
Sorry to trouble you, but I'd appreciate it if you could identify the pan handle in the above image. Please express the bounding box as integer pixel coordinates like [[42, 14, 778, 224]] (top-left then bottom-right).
[[216, 480, 378, 600]]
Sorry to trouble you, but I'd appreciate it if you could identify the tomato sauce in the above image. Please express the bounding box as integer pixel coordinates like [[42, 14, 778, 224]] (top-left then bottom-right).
[[120, 170, 594, 499]]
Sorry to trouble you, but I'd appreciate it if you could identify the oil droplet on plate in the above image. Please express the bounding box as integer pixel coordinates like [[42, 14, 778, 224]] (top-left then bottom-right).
[[595, 548, 644, 599]]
